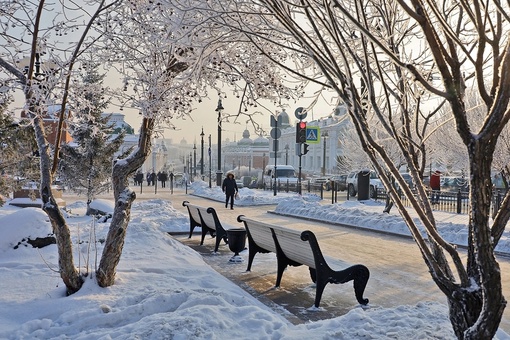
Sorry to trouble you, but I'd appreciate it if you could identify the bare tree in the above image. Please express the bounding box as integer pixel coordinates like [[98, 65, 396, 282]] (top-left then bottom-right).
[[73, 0, 305, 287], [1, 0, 305, 293], [0, 0, 123, 294], [234, 0, 510, 338]]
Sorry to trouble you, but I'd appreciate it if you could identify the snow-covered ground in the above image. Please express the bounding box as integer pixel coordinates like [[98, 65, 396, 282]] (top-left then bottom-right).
[[0, 181, 509, 339]]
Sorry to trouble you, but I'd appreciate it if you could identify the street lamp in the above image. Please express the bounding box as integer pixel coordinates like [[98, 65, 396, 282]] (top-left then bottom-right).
[[193, 143, 197, 178], [284, 144, 290, 165], [189, 152, 192, 181], [18, 53, 58, 84], [322, 131, 329, 176], [209, 134, 212, 188], [200, 127, 205, 179], [215, 98, 224, 186]]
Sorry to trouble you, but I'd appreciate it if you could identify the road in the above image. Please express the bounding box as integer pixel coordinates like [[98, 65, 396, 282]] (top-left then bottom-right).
[[64, 187, 510, 332]]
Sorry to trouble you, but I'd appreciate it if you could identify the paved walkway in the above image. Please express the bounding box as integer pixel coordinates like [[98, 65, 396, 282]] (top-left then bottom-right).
[[61, 187, 510, 332]]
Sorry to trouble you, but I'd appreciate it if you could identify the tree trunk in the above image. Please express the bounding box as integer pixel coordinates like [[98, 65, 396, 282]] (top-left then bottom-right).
[[445, 139, 506, 339], [31, 105, 83, 294], [41, 185, 84, 294], [96, 117, 153, 287], [446, 238, 505, 340], [95, 184, 136, 287]]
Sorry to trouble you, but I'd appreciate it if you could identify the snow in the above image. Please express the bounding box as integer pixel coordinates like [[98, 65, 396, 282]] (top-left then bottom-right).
[[0, 181, 509, 339]]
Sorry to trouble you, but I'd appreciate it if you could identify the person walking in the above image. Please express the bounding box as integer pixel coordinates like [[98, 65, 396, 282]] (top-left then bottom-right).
[[430, 170, 441, 204], [161, 171, 167, 188], [222, 172, 238, 210], [151, 170, 156, 186], [169, 172, 174, 194]]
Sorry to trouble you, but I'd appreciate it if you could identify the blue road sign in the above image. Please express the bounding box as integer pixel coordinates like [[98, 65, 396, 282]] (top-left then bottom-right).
[[306, 126, 320, 144]]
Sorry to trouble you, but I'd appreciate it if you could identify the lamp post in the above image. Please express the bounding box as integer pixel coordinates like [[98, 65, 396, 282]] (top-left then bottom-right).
[[284, 144, 289, 165], [200, 128, 205, 179], [193, 143, 197, 178], [18, 53, 58, 84], [215, 98, 224, 186], [209, 134, 212, 188], [322, 131, 329, 176], [189, 152, 192, 181]]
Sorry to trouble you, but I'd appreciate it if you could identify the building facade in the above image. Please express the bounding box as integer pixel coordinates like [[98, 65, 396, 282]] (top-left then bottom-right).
[[110, 106, 350, 181]]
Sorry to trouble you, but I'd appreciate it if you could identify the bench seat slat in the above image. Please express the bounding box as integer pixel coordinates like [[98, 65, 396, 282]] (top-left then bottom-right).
[[272, 228, 315, 268]]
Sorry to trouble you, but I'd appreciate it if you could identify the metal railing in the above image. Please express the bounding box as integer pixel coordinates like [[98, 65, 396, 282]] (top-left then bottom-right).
[[373, 187, 470, 214], [266, 179, 508, 217]]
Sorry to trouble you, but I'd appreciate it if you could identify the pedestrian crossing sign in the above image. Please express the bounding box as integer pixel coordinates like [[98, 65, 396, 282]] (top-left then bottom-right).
[[306, 126, 320, 144]]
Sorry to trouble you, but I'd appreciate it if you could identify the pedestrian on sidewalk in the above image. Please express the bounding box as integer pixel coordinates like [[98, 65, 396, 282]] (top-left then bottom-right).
[[222, 172, 238, 210], [430, 170, 441, 204]]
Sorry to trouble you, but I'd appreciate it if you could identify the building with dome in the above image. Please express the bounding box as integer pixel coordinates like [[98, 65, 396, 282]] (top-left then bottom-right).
[[277, 109, 292, 129], [102, 113, 135, 134], [107, 105, 352, 184], [269, 105, 351, 176], [214, 106, 352, 180], [222, 129, 270, 175]]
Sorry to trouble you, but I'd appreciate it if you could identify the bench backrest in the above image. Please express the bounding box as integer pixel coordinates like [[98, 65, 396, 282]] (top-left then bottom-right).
[[185, 203, 202, 224], [198, 206, 216, 229], [271, 227, 316, 269], [238, 216, 277, 253], [238, 216, 316, 268]]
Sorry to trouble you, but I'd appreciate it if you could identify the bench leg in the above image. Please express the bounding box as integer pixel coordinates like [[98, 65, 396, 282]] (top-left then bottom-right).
[[245, 237, 260, 272], [275, 259, 287, 288], [200, 227, 208, 245], [246, 251, 255, 272], [312, 264, 370, 308], [188, 222, 195, 239], [188, 219, 200, 239], [351, 265, 370, 305]]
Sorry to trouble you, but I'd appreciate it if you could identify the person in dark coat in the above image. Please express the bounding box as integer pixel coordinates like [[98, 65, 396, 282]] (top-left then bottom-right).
[[169, 172, 174, 194], [135, 171, 143, 186], [151, 171, 156, 186], [161, 171, 168, 188], [222, 172, 238, 209]]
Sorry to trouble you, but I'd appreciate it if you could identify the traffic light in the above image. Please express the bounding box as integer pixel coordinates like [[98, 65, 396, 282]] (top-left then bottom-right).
[[296, 121, 307, 143], [303, 143, 309, 155]]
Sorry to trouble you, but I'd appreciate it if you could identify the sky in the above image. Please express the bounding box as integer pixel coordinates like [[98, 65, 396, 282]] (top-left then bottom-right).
[[1, 181, 510, 339], [9, 83, 336, 146], [112, 94, 337, 145]]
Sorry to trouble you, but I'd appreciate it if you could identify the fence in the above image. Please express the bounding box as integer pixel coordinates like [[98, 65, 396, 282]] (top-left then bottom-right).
[[263, 179, 299, 193], [372, 187, 508, 216], [301, 180, 344, 202], [266, 180, 507, 217], [264, 179, 344, 202]]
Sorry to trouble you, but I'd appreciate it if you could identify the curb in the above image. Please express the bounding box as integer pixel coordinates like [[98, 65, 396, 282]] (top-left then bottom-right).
[[267, 210, 510, 259]]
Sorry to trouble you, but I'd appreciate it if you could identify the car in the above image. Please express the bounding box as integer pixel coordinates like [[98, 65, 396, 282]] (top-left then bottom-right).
[[441, 176, 469, 192], [235, 179, 244, 189], [395, 173, 414, 191], [492, 173, 508, 190], [263, 165, 298, 189], [309, 177, 330, 190], [346, 170, 382, 198], [328, 174, 348, 191]]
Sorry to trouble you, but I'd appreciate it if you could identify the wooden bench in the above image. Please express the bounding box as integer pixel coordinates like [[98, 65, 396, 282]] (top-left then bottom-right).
[[182, 201, 203, 237], [182, 201, 231, 252], [237, 215, 370, 308]]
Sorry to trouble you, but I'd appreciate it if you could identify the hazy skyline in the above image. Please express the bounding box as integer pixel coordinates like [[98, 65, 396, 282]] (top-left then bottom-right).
[[118, 94, 336, 145]]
